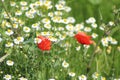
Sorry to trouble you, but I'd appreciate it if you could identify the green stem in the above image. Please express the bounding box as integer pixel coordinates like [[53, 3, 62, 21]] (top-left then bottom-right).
[[110, 47, 116, 79], [87, 33, 105, 74], [0, 53, 10, 63], [1, 0, 15, 40], [1, 0, 13, 27]]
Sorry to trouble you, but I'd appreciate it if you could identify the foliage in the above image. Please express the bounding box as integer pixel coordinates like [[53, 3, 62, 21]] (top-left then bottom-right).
[[0, 0, 120, 80]]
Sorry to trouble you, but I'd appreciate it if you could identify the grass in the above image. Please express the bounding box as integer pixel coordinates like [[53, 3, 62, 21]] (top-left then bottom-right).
[[0, 0, 120, 80]]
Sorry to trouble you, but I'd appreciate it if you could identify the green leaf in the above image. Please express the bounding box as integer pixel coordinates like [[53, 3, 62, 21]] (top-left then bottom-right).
[[110, 26, 120, 36], [23, 38, 33, 44], [88, 0, 102, 5]]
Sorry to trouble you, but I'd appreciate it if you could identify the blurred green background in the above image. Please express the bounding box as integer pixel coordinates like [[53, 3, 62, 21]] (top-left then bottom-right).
[[1, 0, 120, 23], [64, 0, 120, 23]]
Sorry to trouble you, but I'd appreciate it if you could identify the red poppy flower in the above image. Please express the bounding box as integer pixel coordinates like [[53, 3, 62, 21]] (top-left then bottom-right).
[[37, 36, 51, 51], [74, 32, 93, 45]]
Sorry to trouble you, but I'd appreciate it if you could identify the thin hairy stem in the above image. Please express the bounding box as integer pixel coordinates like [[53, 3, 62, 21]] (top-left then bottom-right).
[[1, 0, 13, 27]]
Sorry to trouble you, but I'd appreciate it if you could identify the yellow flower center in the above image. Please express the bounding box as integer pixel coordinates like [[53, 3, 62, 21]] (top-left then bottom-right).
[[7, 29, 11, 33], [5, 75, 10, 78], [7, 42, 11, 45], [17, 37, 21, 41]]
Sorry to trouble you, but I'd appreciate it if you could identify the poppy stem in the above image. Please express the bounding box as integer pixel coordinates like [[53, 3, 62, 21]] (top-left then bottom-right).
[[83, 46, 89, 73], [86, 32, 106, 75]]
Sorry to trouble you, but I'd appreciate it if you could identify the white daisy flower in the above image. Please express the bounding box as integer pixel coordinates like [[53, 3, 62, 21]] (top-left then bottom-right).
[[58, 27, 64, 31], [78, 75, 87, 80], [10, 1, 16, 6], [109, 21, 114, 26], [15, 10, 22, 16], [42, 18, 51, 24], [44, 1, 52, 9], [84, 27, 92, 32], [46, 5, 53, 9], [117, 46, 120, 52], [64, 6, 71, 12], [11, 17, 18, 22], [0, 71, 3, 74], [3, 74, 12, 80], [101, 38, 109, 47], [29, 3, 35, 9], [67, 17, 76, 23], [91, 33, 98, 38], [58, 0, 66, 5], [54, 11, 62, 16], [101, 76, 106, 80], [62, 60, 69, 68], [92, 72, 99, 79], [34, 38, 40, 43], [41, 32, 51, 36], [6, 60, 14, 66], [14, 37, 24, 44], [13, 23, 18, 29], [1, 20, 6, 28], [51, 16, 57, 23], [91, 23, 97, 28], [18, 37, 24, 42], [32, 23, 40, 29], [3, 12, 10, 19], [6, 22, 12, 28], [35, 1, 43, 7], [21, 6, 29, 11], [106, 36, 113, 42], [76, 46, 81, 51], [20, 1, 28, 6], [49, 37, 57, 42], [37, 38, 42, 44], [84, 45, 90, 49], [5, 42, 14, 47], [48, 12, 54, 17], [68, 72, 76, 77], [23, 26, 31, 33], [19, 77, 28, 80], [55, 4, 64, 10], [66, 24, 74, 31], [5, 29, 14, 36], [44, 24, 51, 29], [99, 24, 105, 31], [66, 31, 74, 37], [110, 38, 118, 45], [0, 37, 2, 42], [75, 23, 84, 31], [61, 18, 69, 24], [19, 20, 25, 26], [25, 11, 34, 18], [51, 16, 62, 23], [86, 17, 96, 24], [30, 9, 37, 15], [55, 32, 61, 36], [59, 35, 66, 40], [44, 1, 51, 6]]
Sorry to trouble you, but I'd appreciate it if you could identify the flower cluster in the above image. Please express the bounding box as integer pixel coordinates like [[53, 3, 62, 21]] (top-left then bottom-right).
[[0, 0, 119, 80]]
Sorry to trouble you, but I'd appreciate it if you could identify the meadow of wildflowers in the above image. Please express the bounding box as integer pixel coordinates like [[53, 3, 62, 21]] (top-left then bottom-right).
[[0, 0, 120, 80]]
